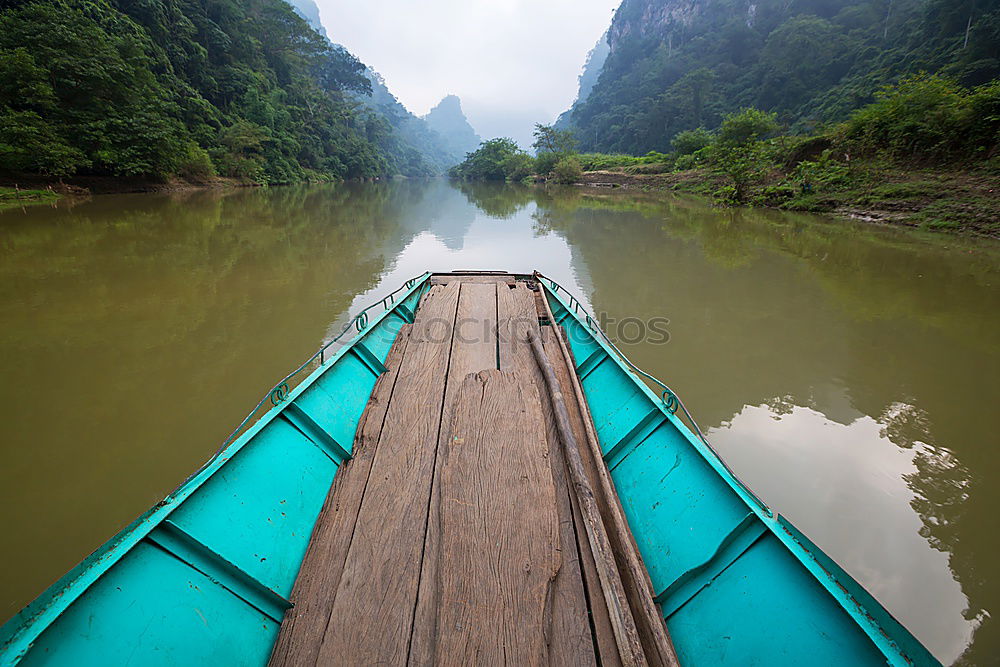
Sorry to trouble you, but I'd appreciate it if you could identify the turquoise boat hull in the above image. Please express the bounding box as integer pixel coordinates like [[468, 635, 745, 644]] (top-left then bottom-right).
[[0, 272, 939, 666]]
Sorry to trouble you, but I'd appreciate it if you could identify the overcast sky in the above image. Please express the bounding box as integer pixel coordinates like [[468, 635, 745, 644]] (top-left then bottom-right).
[[314, 0, 620, 147]]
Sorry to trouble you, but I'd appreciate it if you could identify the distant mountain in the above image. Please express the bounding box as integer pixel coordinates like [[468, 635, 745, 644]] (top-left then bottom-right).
[[423, 96, 483, 159], [361, 72, 466, 172], [285, 0, 462, 173], [560, 0, 1000, 154], [288, 0, 327, 38]]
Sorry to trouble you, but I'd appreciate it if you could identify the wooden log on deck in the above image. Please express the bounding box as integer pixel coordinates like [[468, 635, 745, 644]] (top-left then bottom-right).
[[497, 284, 601, 666], [535, 280, 680, 667], [527, 327, 646, 667]]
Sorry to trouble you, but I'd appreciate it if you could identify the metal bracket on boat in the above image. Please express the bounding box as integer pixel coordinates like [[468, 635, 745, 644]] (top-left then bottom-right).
[[270, 382, 290, 406], [660, 389, 679, 413]]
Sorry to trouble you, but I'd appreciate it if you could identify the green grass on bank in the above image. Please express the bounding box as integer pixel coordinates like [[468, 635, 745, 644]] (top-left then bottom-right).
[[0, 186, 61, 210]]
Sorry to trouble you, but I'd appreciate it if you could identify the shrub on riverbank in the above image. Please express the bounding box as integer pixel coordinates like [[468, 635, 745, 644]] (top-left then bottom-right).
[[574, 76, 999, 234], [448, 138, 530, 181], [552, 157, 583, 184]]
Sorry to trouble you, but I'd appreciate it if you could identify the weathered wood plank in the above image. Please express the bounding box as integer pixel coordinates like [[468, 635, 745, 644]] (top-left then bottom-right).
[[315, 283, 461, 665], [497, 285, 598, 666], [269, 324, 413, 667], [496, 282, 536, 372], [409, 282, 499, 665], [528, 328, 646, 667], [431, 369, 559, 665]]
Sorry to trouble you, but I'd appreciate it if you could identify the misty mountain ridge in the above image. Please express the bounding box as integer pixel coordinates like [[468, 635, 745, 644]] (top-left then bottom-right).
[[423, 95, 483, 159], [285, 0, 478, 172], [555, 31, 610, 130]]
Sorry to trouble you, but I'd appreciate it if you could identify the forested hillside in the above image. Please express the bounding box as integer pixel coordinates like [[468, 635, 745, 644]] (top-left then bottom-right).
[[555, 32, 610, 130], [564, 0, 1000, 153], [286, 0, 464, 175], [0, 0, 446, 183]]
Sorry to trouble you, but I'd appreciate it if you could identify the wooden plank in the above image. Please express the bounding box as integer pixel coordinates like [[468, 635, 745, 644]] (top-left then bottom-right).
[[528, 328, 645, 667], [496, 282, 536, 372], [547, 321, 680, 667], [408, 281, 499, 665], [497, 285, 598, 666], [430, 369, 559, 664], [269, 324, 413, 667], [315, 282, 461, 665]]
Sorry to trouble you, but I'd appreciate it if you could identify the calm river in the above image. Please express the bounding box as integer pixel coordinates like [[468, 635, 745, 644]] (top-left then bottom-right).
[[1, 180, 997, 664]]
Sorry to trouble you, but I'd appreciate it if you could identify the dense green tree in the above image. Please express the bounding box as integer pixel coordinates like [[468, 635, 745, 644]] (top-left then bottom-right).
[[716, 108, 780, 146], [532, 124, 578, 176], [532, 124, 578, 155], [449, 139, 533, 182], [672, 127, 713, 155], [0, 0, 420, 182]]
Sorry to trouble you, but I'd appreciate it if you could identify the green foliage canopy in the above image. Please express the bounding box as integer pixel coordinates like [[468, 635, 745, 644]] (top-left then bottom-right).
[[449, 139, 533, 182], [566, 0, 1000, 154], [0, 0, 422, 182]]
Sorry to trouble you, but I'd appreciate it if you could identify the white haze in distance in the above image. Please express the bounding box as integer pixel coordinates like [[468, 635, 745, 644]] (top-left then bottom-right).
[[314, 0, 621, 148]]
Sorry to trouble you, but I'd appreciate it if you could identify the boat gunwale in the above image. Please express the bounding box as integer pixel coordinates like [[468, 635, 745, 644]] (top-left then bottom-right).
[[0, 272, 432, 664], [538, 277, 938, 667]]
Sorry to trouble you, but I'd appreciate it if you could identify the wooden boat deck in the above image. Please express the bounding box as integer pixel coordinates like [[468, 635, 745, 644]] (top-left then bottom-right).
[[269, 273, 672, 666]]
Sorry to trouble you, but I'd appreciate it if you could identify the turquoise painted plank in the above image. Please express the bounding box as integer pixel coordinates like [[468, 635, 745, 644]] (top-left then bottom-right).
[[657, 513, 767, 617], [580, 360, 663, 458], [303, 354, 382, 456], [148, 521, 290, 622], [18, 541, 278, 667], [609, 429, 751, 596], [165, 417, 338, 598], [666, 534, 885, 665]]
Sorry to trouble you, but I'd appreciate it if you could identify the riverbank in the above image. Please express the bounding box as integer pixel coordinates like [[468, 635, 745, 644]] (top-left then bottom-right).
[[0, 186, 63, 211], [0, 173, 261, 197], [577, 165, 1000, 238]]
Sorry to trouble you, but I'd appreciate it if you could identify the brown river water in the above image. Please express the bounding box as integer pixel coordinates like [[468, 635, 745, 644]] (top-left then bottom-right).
[[0, 180, 997, 664]]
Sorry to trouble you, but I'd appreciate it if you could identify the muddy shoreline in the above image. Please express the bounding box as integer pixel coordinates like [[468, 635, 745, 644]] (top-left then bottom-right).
[[575, 169, 999, 238]]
